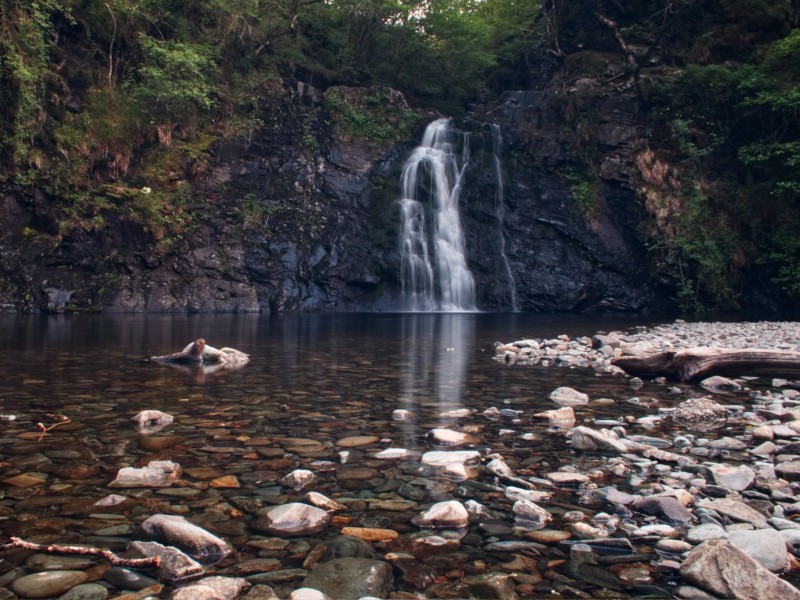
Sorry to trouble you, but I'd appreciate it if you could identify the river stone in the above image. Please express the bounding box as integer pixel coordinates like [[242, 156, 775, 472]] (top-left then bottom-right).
[[241, 585, 280, 600], [129, 541, 205, 582], [571, 426, 627, 453], [139, 435, 185, 451], [289, 588, 331, 600], [546, 471, 590, 485], [335, 436, 379, 447], [322, 535, 377, 560], [631, 496, 693, 524], [253, 503, 330, 536], [25, 553, 96, 571], [549, 387, 589, 406], [56, 583, 109, 600], [427, 428, 477, 446], [109, 460, 182, 488], [776, 461, 800, 481], [728, 528, 789, 572], [374, 448, 411, 460], [512, 499, 551, 530], [700, 376, 742, 394], [302, 558, 392, 600], [421, 450, 480, 467], [103, 567, 159, 590], [686, 523, 728, 544], [532, 406, 576, 428], [171, 576, 250, 600], [416, 500, 469, 528], [11, 571, 89, 599], [696, 498, 769, 528], [305, 491, 346, 512], [341, 527, 399, 542], [462, 573, 518, 600], [680, 539, 800, 599], [139, 514, 232, 564], [673, 397, 728, 425], [281, 469, 315, 491], [709, 465, 755, 491]]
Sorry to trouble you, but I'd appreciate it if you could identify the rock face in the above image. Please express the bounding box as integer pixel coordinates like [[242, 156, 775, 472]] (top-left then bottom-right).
[[0, 80, 658, 314]]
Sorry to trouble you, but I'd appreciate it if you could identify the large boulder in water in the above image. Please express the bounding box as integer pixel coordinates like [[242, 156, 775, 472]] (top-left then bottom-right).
[[139, 514, 232, 565], [302, 558, 393, 600]]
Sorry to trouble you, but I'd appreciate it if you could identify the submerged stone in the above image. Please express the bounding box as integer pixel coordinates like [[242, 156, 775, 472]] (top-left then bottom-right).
[[139, 514, 232, 565]]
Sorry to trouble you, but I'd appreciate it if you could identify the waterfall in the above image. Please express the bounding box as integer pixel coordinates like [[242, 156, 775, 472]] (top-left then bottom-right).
[[491, 125, 519, 312], [399, 119, 476, 312]]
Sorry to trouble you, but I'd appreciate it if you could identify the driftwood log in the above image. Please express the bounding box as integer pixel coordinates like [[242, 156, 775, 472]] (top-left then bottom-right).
[[612, 347, 800, 383]]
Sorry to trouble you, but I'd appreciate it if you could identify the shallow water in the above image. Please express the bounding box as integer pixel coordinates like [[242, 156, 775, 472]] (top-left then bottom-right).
[[0, 312, 746, 597]]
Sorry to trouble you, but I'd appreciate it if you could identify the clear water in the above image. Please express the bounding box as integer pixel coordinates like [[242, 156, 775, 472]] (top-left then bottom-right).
[[0, 312, 707, 596]]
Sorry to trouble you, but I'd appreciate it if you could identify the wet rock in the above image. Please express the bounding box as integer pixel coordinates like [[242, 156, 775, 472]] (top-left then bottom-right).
[[549, 387, 589, 406], [109, 460, 182, 488], [25, 554, 96, 571], [132, 410, 174, 434], [462, 573, 518, 600], [415, 500, 469, 528], [776, 461, 800, 482], [420, 450, 480, 467], [289, 588, 331, 600], [696, 498, 769, 528], [686, 523, 728, 544], [427, 429, 477, 446], [139, 514, 232, 565], [728, 528, 789, 572], [709, 465, 755, 491], [341, 527, 398, 542], [241, 584, 280, 600], [374, 448, 411, 460], [335, 436, 379, 447], [11, 571, 88, 599], [322, 535, 376, 560], [103, 567, 159, 590], [305, 491, 346, 512], [302, 558, 393, 600], [253, 503, 330, 537], [392, 410, 411, 421], [512, 499, 551, 530], [57, 583, 109, 600], [129, 541, 205, 582], [281, 469, 315, 491], [570, 426, 627, 453], [631, 496, 693, 524], [680, 539, 800, 599], [700, 376, 742, 394], [532, 406, 576, 429], [171, 576, 250, 600], [390, 558, 437, 590]]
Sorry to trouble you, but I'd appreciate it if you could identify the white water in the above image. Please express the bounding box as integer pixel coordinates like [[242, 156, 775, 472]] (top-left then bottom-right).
[[399, 119, 476, 311], [491, 125, 519, 312]]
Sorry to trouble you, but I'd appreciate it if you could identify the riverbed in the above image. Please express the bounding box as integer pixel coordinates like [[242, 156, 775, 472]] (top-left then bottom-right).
[[0, 313, 796, 599]]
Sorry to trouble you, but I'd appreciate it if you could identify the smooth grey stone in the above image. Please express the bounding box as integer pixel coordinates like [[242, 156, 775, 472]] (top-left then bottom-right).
[[686, 523, 728, 544], [25, 554, 96, 572], [103, 567, 159, 590], [631, 496, 692, 524], [130, 541, 204, 582], [139, 514, 232, 565], [302, 558, 392, 600], [11, 571, 89, 599], [728, 528, 789, 572], [171, 576, 250, 600], [57, 583, 109, 600]]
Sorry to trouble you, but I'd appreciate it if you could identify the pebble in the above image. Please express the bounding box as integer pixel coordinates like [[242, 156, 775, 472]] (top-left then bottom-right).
[[11, 571, 88, 599]]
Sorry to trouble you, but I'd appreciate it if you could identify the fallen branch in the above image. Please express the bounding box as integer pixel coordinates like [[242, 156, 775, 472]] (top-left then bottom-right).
[[612, 347, 800, 382], [6, 537, 160, 569]]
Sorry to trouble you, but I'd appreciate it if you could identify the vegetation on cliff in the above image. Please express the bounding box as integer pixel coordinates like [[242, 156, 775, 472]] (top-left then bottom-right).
[[1, 0, 800, 312]]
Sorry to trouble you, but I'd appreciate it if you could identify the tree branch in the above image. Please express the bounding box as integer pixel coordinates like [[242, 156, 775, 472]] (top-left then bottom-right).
[[6, 537, 161, 569]]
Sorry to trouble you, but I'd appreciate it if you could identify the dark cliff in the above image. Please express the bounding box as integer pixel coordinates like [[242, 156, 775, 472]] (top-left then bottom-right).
[[0, 77, 661, 314]]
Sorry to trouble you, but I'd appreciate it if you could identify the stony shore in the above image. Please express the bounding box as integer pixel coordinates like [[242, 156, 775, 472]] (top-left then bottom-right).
[[4, 320, 800, 599]]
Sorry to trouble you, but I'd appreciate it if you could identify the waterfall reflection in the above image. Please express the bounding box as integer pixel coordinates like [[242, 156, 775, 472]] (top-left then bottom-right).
[[398, 314, 474, 446]]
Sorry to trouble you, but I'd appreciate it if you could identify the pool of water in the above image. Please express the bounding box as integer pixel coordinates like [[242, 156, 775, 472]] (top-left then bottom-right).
[[0, 312, 704, 597]]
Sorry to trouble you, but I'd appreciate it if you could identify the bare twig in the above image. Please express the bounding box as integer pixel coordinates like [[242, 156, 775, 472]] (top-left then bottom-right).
[[6, 537, 160, 569]]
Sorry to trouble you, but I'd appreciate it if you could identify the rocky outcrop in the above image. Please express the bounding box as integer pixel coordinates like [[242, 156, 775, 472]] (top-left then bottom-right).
[[0, 77, 660, 314]]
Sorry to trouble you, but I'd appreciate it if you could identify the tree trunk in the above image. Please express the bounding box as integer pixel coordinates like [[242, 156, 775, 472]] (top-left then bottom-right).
[[612, 347, 800, 382]]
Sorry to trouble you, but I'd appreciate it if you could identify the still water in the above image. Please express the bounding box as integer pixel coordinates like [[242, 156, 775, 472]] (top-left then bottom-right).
[[0, 312, 687, 597]]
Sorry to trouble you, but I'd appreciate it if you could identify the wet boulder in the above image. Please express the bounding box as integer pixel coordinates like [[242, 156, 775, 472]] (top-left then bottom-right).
[[139, 514, 232, 565], [302, 558, 392, 600]]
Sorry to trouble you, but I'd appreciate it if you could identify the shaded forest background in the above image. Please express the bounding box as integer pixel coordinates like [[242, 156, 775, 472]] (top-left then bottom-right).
[[2, 0, 800, 313]]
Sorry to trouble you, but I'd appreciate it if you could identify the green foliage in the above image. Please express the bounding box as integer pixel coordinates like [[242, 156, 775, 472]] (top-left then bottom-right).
[[0, 0, 70, 167], [126, 35, 217, 138], [562, 170, 598, 218], [324, 87, 421, 147]]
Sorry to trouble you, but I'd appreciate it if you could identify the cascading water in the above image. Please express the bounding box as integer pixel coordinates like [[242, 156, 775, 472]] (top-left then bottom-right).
[[491, 125, 519, 312], [398, 119, 476, 311]]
